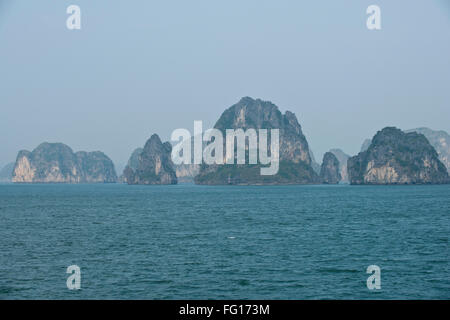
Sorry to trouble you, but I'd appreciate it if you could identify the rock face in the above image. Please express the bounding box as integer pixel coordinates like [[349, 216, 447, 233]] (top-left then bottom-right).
[[175, 164, 200, 183], [348, 127, 449, 185], [329, 148, 350, 183], [195, 97, 319, 185], [75, 151, 118, 183], [0, 162, 14, 182], [170, 136, 201, 183], [123, 134, 177, 185], [119, 148, 143, 183], [126, 148, 143, 171], [320, 152, 341, 184], [406, 128, 450, 174], [12, 143, 117, 183]]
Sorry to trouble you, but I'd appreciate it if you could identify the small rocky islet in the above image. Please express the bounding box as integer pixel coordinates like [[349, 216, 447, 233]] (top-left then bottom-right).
[[319, 152, 341, 184], [7, 97, 450, 185], [123, 134, 177, 185]]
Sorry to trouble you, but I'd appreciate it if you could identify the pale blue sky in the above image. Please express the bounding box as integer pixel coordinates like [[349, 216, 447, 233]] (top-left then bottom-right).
[[1, 0, 449, 169]]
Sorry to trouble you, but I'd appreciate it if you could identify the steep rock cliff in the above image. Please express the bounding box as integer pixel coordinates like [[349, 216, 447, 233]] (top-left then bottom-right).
[[406, 127, 450, 174], [320, 152, 341, 184], [348, 127, 449, 185], [124, 134, 177, 185]]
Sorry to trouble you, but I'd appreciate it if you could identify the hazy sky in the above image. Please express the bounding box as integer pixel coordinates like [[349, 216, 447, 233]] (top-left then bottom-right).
[[1, 0, 449, 170]]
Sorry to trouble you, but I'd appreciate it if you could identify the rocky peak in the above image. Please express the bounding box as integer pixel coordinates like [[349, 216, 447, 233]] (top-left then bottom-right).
[[213, 97, 312, 165], [124, 134, 177, 185], [320, 152, 341, 184], [145, 134, 164, 150], [215, 97, 283, 130]]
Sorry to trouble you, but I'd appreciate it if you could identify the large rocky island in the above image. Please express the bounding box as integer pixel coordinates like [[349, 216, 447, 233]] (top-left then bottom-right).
[[359, 127, 450, 175], [12, 143, 117, 183], [348, 127, 449, 185], [123, 134, 177, 185], [194, 97, 319, 185]]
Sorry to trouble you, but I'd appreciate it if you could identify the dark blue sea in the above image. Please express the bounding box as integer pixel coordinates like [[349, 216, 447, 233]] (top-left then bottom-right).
[[0, 184, 448, 299]]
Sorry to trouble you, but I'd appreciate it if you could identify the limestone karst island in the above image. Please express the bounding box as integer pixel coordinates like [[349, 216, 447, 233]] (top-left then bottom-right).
[[3, 97, 449, 186]]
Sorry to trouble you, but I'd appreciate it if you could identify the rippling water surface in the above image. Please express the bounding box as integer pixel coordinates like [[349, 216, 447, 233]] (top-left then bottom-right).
[[0, 184, 449, 299]]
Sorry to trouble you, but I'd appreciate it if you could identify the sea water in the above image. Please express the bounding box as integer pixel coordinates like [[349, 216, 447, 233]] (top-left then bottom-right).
[[0, 183, 448, 299]]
